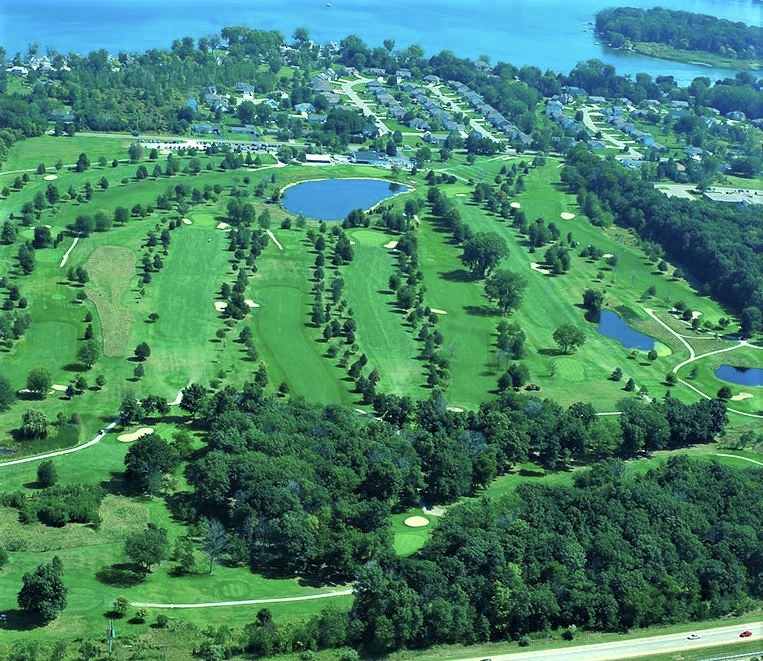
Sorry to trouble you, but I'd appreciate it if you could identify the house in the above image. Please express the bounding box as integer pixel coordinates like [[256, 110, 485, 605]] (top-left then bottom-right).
[[408, 118, 430, 131], [192, 123, 220, 135], [366, 67, 386, 77], [396, 69, 412, 80], [8, 65, 29, 77], [423, 75, 440, 85], [588, 140, 607, 150], [726, 111, 746, 121], [262, 99, 279, 110], [350, 150, 388, 165], [474, 60, 493, 72], [422, 132, 446, 145], [235, 82, 255, 95], [230, 125, 259, 138], [294, 102, 316, 114], [588, 96, 606, 104], [684, 147, 704, 159], [50, 110, 76, 122], [307, 114, 327, 124], [389, 106, 407, 121], [669, 100, 690, 109]]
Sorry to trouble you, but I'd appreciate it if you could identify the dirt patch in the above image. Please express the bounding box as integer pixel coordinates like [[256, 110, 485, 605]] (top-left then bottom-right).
[[404, 516, 430, 528], [560, 212, 575, 220], [117, 427, 154, 443], [730, 392, 753, 401], [43, 174, 58, 181], [86, 246, 135, 357]]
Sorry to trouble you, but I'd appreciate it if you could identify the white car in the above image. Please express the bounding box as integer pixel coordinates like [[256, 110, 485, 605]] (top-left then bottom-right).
[[687, 633, 701, 640]]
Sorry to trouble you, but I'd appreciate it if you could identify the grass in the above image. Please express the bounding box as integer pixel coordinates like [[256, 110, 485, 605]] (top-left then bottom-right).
[[2, 135, 133, 173]]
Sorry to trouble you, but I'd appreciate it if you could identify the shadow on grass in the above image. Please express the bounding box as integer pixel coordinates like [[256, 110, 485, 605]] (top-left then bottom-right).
[[464, 304, 501, 317], [439, 268, 475, 283], [0, 608, 46, 631], [96, 564, 146, 588], [538, 348, 566, 356], [100, 471, 131, 496]]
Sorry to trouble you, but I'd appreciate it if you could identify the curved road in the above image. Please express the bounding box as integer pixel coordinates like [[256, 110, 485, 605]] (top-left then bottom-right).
[[460, 622, 760, 661]]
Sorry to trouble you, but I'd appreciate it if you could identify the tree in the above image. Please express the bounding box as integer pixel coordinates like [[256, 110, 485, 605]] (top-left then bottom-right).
[[37, 459, 58, 487], [461, 232, 508, 277], [124, 433, 180, 494], [26, 366, 52, 398], [125, 523, 170, 574], [582, 288, 605, 313], [21, 409, 49, 438], [200, 518, 229, 573], [0, 374, 14, 412], [553, 324, 586, 354], [18, 556, 67, 622], [610, 367, 623, 381], [739, 306, 762, 337], [134, 341, 151, 361], [119, 391, 144, 426], [717, 386, 733, 401], [75, 153, 90, 172], [484, 269, 527, 314], [77, 339, 100, 369], [180, 382, 207, 417], [665, 371, 678, 386]]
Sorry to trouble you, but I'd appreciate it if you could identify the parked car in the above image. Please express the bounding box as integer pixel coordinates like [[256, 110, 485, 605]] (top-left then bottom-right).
[[740, 630, 752, 638]]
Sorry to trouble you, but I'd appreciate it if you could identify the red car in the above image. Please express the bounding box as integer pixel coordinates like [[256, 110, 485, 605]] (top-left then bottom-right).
[[740, 630, 752, 638]]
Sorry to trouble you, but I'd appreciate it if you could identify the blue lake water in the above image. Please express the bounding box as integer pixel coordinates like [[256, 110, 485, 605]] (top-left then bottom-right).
[[3, 0, 759, 85], [280, 178, 408, 221], [597, 310, 656, 351], [714, 365, 763, 387]]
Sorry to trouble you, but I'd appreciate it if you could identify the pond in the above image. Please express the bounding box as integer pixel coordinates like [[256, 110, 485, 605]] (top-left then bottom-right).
[[597, 310, 656, 351], [281, 178, 409, 221], [714, 365, 763, 387]]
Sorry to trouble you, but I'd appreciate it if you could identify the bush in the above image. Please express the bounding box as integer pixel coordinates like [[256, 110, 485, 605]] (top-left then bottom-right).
[[518, 634, 532, 647], [112, 596, 129, 618], [37, 460, 57, 487], [155, 614, 169, 628]]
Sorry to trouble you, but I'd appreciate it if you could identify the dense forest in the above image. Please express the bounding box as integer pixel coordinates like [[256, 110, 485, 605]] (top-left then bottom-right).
[[595, 7, 763, 59], [561, 146, 763, 316], [166, 382, 730, 584]]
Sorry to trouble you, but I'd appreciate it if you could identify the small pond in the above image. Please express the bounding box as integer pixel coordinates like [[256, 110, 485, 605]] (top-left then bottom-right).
[[597, 310, 656, 351], [714, 365, 763, 387], [281, 178, 408, 221]]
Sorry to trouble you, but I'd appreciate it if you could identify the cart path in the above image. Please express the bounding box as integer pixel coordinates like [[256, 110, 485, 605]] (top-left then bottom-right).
[[131, 587, 353, 609]]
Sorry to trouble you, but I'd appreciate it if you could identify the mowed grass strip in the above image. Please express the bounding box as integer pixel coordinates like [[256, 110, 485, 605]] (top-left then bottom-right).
[[344, 228, 422, 394], [250, 229, 348, 404], [86, 246, 136, 357]]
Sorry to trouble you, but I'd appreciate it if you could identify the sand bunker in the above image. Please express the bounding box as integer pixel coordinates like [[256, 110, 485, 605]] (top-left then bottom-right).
[[447, 406, 464, 413], [730, 392, 753, 401], [530, 262, 551, 275], [244, 299, 260, 308], [455, 193, 466, 197], [404, 516, 430, 528], [117, 427, 154, 443], [423, 505, 446, 517], [430, 308, 447, 315], [560, 212, 575, 220], [51, 384, 68, 392], [169, 391, 183, 406], [182, 218, 192, 225], [510, 202, 521, 209], [384, 240, 399, 249], [602, 253, 613, 259], [43, 174, 58, 181], [216, 222, 230, 230], [214, 301, 228, 312], [691, 311, 702, 319]]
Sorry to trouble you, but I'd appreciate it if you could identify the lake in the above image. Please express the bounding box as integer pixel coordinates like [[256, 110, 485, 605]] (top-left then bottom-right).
[[4, 0, 759, 85], [597, 310, 656, 351], [714, 365, 763, 387], [280, 178, 408, 221]]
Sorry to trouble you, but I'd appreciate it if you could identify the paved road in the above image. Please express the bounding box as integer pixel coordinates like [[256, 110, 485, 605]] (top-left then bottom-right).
[[459, 622, 760, 661], [132, 588, 353, 609], [0, 418, 120, 468], [338, 77, 390, 136]]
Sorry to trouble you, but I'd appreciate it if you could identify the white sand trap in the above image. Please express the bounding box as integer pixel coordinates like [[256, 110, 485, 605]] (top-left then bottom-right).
[[117, 427, 154, 443], [384, 240, 398, 249], [602, 253, 613, 259], [731, 392, 753, 401], [510, 202, 521, 209], [244, 299, 260, 308], [530, 262, 551, 275], [214, 301, 228, 312], [43, 174, 58, 181], [430, 308, 447, 315], [349, 240, 356, 245], [691, 311, 702, 319], [216, 222, 230, 230], [560, 212, 575, 220], [51, 384, 68, 392], [455, 193, 466, 197], [182, 218, 192, 225], [169, 391, 183, 406], [404, 516, 430, 528], [447, 406, 464, 413]]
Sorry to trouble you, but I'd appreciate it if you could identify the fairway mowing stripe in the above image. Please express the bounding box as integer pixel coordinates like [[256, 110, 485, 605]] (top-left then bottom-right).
[[131, 588, 354, 608]]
